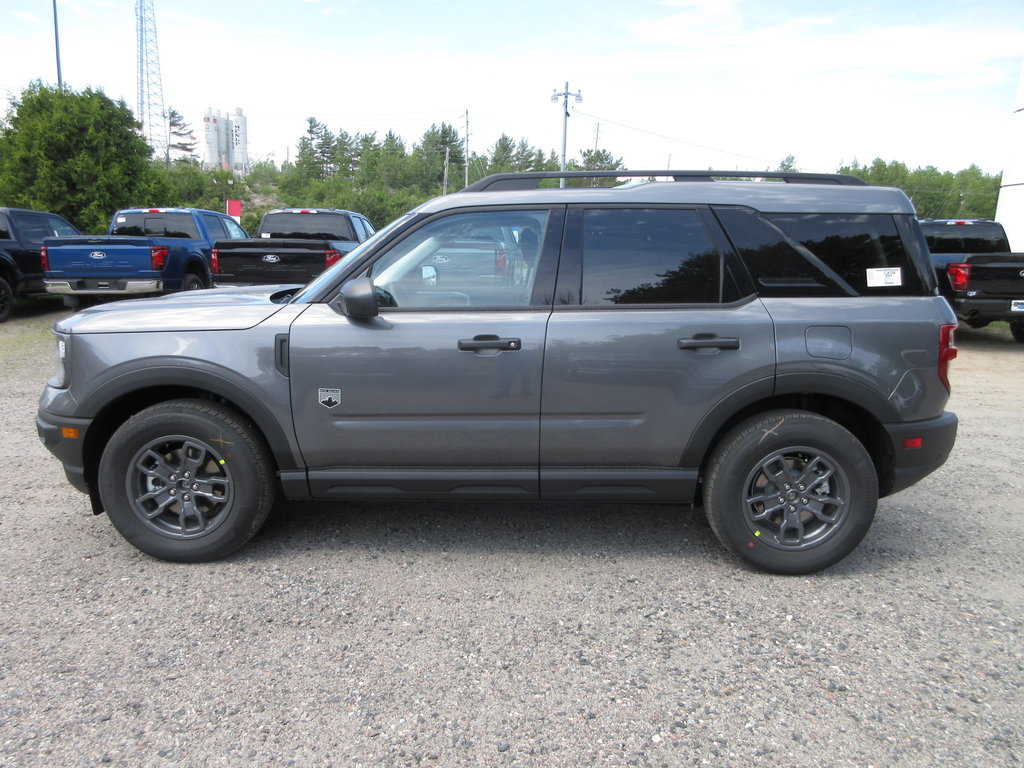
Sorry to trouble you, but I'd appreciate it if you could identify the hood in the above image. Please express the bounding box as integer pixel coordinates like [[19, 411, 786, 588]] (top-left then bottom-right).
[[56, 285, 302, 334]]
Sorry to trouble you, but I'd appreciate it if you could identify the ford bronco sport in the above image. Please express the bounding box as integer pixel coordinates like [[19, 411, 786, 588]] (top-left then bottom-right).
[[37, 171, 958, 573]]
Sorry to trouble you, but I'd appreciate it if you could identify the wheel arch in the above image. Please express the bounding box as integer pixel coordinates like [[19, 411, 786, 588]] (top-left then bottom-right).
[[182, 254, 210, 285], [684, 376, 898, 500], [79, 367, 301, 506]]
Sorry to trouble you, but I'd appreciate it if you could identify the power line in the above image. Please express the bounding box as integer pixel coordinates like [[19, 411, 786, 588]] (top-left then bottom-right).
[[571, 108, 775, 167]]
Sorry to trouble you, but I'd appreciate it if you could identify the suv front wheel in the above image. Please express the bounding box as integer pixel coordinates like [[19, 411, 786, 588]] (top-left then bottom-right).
[[704, 410, 878, 574], [98, 399, 275, 561]]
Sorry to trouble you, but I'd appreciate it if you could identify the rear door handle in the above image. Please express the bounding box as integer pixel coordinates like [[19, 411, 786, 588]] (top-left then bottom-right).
[[677, 336, 740, 350], [458, 335, 522, 351]]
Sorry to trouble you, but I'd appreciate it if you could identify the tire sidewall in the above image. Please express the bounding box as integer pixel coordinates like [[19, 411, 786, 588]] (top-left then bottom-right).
[[705, 411, 878, 574], [0, 276, 13, 322], [98, 401, 272, 561]]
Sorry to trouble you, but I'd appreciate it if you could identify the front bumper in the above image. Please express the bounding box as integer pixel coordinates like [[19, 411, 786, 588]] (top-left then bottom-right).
[[883, 411, 958, 496], [45, 279, 162, 295], [36, 408, 93, 495]]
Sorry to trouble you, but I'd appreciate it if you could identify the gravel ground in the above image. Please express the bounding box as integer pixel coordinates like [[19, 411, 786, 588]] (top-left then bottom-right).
[[1, 299, 1021, 767]]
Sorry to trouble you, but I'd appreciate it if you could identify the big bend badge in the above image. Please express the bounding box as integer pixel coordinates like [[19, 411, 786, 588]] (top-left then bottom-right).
[[318, 388, 341, 408]]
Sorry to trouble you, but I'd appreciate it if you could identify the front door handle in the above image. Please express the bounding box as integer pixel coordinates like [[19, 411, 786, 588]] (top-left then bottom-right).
[[458, 335, 522, 351], [677, 336, 740, 351]]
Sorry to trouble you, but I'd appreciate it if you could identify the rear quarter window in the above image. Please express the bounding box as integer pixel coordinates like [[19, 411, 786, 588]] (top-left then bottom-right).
[[716, 208, 927, 297]]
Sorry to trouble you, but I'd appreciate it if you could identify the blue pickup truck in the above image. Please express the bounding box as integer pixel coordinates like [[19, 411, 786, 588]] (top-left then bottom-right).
[[43, 207, 248, 306]]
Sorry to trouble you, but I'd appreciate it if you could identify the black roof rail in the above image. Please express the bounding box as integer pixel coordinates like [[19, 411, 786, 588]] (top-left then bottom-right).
[[462, 170, 868, 192]]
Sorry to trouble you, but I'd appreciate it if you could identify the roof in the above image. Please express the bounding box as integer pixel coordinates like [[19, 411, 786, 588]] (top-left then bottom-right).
[[415, 171, 916, 216]]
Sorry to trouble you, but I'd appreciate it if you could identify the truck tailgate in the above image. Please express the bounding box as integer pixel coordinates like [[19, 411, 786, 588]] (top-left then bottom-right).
[[214, 238, 344, 284], [962, 253, 1024, 298], [44, 237, 155, 275]]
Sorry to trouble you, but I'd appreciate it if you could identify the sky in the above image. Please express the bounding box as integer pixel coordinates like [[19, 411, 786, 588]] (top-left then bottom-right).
[[2, 0, 1023, 176]]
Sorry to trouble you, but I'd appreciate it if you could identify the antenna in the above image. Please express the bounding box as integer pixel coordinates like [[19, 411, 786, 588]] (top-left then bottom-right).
[[136, 0, 167, 159]]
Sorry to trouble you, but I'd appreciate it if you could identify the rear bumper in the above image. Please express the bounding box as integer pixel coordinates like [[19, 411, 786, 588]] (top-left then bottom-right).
[[882, 411, 958, 496], [953, 297, 1024, 325], [45, 279, 162, 295]]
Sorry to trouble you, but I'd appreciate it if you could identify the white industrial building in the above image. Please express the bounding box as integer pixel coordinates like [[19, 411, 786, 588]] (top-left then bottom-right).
[[202, 108, 250, 175], [995, 62, 1024, 250]]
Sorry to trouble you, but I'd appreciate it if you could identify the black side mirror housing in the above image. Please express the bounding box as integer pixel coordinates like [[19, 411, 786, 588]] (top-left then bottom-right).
[[331, 277, 379, 318]]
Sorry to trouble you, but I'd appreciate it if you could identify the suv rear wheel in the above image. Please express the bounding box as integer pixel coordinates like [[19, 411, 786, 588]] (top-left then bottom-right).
[[704, 410, 877, 574], [98, 399, 274, 561]]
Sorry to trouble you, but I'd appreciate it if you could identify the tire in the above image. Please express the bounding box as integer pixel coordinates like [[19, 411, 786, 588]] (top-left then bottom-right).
[[181, 272, 205, 291], [703, 410, 878, 574], [1010, 319, 1024, 344], [0, 276, 13, 323], [98, 399, 274, 561]]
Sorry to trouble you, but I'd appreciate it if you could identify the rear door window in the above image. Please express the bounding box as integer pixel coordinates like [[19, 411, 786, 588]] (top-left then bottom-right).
[[564, 208, 740, 305], [11, 212, 49, 245], [201, 214, 228, 240]]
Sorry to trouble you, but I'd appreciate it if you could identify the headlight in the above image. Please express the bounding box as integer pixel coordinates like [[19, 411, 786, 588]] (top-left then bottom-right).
[[50, 336, 68, 389]]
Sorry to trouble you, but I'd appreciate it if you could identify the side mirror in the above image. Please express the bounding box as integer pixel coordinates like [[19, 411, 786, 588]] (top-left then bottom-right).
[[331, 277, 379, 318], [422, 265, 438, 285]]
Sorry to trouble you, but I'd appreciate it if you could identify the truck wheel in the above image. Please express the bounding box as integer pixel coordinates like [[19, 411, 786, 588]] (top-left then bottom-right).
[[703, 410, 878, 574], [181, 272, 205, 291], [98, 399, 274, 562], [0, 276, 13, 323], [1010, 320, 1024, 344]]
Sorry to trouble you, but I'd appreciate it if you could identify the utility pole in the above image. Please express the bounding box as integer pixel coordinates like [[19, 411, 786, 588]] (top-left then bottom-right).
[[551, 82, 582, 188], [464, 110, 470, 188], [442, 146, 451, 195], [52, 0, 63, 90]]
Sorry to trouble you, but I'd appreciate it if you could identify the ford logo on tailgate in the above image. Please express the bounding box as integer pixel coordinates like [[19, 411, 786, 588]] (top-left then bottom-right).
[[262, 254, 281, 263], [89, 251, 108, 260]]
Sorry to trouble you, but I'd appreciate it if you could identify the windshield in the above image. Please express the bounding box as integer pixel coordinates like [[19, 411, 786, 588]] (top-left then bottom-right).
[[288, 214, 415, 303]]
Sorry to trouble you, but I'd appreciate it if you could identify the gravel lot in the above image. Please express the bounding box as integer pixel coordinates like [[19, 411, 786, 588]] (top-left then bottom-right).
[[1, 299, 1021, 767]]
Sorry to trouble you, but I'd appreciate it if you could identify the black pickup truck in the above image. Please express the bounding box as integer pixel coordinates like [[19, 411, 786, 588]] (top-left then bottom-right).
[[212, 208, 375, 285], [919, 218, 1024, 342], [0, 207, 81, 322]]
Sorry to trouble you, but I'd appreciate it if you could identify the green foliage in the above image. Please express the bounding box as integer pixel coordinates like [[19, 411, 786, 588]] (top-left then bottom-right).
[[166, 107, 198, 164], [840, 158, 1001, 219], [1, 85, 1003, 238], [0, 82, 159, 231]]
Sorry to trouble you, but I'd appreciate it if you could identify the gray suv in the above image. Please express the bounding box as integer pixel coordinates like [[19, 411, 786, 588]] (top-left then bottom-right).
[[37, 171, 959, 573]]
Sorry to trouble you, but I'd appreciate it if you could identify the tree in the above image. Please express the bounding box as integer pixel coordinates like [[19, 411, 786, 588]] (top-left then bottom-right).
[[409, 123, 465, 193], [776, 155, 798, 172], [0, 82, 158, 231], [166, 107, 198, 164], [840, 158, 1000, 219]]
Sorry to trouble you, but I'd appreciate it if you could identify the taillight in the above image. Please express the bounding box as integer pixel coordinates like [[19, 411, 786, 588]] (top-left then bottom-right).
[[150, 245, 169, 271], [210, 248, 221, 274], [938, 323, 957, 393], [947, 263, 970, 291], [325, 249, 341, 268], [495, 245, 508, 274], [41, 245, 49, 271]]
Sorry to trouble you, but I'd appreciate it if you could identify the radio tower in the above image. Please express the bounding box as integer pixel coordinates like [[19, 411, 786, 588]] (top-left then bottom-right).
[[136, 0, 167, 158]]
